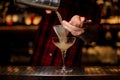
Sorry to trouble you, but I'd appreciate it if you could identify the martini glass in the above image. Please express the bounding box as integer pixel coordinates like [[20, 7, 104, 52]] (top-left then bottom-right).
[[52, 37, 76, 73]]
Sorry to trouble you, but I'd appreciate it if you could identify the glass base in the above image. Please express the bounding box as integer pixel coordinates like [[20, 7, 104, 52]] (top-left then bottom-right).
[[56, 67, 73, 73]]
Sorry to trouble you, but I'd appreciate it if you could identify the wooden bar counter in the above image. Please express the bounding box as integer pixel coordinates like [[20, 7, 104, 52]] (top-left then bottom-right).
[[0, 66, 120, 80]]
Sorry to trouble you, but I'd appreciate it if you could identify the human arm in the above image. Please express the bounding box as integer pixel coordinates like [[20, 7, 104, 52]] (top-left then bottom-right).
[[62, 15, 98, 44]]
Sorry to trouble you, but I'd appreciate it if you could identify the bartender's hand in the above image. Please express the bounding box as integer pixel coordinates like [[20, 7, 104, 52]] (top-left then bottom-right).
[[62, 15, 85, 36]]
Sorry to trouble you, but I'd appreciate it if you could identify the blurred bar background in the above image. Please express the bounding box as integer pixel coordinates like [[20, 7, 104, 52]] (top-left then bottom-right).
[[0, 0, 120, 66]]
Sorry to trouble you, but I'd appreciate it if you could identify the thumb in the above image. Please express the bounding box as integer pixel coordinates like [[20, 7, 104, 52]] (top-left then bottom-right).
[[80, 17, 85, 22]]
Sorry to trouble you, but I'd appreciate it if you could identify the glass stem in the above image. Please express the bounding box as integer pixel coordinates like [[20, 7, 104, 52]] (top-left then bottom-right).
[[61, 50, 67, 71]]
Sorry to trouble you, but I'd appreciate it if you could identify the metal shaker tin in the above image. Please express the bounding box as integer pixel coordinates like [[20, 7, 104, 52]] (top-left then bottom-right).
[[14, 0, 60, 11]]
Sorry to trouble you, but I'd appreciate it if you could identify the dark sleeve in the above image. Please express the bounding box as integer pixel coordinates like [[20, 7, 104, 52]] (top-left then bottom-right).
[[60, 0, 101, 22], [60, 0, 100, 44], [71, 0, 100, 44], [72, 0, 101, 22]]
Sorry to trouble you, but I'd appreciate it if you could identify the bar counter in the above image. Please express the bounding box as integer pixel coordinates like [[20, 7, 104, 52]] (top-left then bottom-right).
[[0, 66, 120, 80]]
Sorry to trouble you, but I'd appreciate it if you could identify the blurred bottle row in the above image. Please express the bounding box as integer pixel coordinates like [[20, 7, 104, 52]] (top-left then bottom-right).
[[0, 0, 43, 26], [81, 24, 120, 65], [97, 0, 120, 24]]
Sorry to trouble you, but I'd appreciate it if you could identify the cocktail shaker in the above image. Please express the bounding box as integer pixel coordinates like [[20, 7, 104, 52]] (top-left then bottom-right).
[[14, 0, 60, 11]]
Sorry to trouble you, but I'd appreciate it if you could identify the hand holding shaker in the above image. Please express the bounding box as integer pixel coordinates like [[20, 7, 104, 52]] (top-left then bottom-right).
[[14, 0, 60, 11]]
